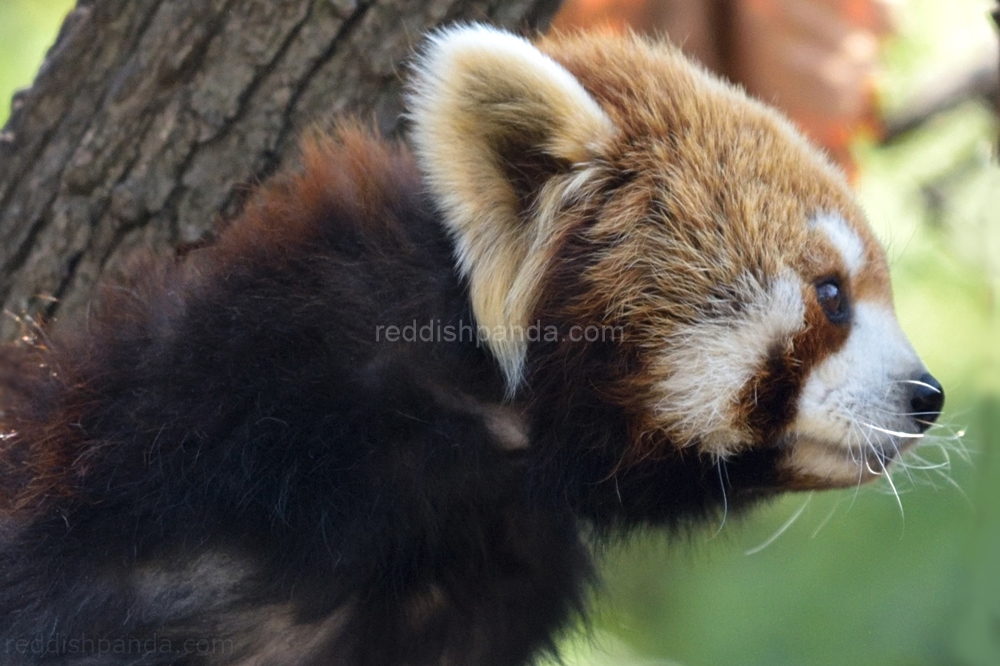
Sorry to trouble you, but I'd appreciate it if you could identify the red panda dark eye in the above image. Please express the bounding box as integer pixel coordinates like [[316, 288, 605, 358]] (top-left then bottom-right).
[[816, 279, 850, 324]]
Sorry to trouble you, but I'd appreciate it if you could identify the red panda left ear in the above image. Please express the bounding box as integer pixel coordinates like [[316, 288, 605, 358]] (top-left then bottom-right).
[[408, 25, 615, 389]]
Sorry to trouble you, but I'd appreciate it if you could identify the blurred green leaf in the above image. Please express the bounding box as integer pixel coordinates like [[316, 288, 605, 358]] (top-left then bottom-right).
[[0, 0, 75, 126]]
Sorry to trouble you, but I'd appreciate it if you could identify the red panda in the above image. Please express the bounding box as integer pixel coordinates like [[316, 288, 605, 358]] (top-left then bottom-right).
[[0, 25, 943, 666]]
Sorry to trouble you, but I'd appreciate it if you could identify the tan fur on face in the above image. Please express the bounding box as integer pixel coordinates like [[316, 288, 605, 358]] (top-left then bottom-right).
[[529, 33, 912, 482], [525, 33, 880, 435], [411, 27, 918, 489]]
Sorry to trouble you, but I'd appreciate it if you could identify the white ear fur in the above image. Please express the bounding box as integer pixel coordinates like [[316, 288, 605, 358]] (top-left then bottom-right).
[[408, 25, 614, 390]]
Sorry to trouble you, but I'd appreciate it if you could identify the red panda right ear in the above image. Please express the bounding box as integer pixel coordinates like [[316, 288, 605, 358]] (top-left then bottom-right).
[[408, 25, 615, 390]]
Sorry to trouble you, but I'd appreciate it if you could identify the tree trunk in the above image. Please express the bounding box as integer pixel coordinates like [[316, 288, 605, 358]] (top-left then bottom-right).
[[0, 0, 562, 341]]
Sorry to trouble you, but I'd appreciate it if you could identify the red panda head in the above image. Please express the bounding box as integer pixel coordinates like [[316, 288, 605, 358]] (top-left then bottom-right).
[[407, 26, 943, 492]]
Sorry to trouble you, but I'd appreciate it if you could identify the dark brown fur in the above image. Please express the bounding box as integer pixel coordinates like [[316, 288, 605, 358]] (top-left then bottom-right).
[[0, 27, 933, 666]]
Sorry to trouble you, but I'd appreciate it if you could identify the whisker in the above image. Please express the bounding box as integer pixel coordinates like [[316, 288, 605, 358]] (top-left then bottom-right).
[[895, 453, 949, 471], [839, 406, 866, 513], [865, 457, 881, 476], [875, 446, 905, 526], [930, 467, 972, 503], [893, 379, 943, 394], [745, 493, 812, 556], [711, 458, 729, 538], [869, 407, 947, 418], [916, 426, 971, 474], [888, 438, 916, 485], [831, 394, 969, 522], [860, 422, 925, 439]]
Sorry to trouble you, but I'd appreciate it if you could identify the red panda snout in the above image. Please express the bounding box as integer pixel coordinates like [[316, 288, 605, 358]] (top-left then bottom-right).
[[786, 299, 943, 489], [778, 213, 943, 489]]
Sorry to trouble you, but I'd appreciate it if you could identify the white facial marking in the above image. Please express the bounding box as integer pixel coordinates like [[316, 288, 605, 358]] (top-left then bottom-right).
[[812, 213, 865, 276], [794, 302, 922, 450], [653, 272, 805, 455]]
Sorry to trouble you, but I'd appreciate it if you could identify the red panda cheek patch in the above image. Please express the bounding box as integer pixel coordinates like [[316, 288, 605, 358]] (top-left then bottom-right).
[[648, 270, 805, 457]]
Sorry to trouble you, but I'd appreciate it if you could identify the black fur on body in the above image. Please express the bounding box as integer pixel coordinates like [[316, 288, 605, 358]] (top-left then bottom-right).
[[0, 129, 782, 666]]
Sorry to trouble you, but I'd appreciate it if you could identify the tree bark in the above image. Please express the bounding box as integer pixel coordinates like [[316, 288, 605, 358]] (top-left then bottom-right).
[[0, 0, 562, 341]]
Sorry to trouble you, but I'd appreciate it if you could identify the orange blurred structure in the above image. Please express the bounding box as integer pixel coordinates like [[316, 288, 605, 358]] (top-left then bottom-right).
[[553, 0, 896, 176]]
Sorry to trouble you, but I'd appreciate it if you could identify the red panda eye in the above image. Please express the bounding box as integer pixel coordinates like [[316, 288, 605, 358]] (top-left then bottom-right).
[[816, 279, 850, 324]]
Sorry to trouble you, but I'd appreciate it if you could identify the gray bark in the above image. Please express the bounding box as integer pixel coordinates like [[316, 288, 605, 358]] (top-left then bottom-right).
[[0, 0, 562, 341]]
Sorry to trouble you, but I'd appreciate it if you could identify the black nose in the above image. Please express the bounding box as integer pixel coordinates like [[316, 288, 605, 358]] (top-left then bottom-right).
[[910, 372, 944, 432]]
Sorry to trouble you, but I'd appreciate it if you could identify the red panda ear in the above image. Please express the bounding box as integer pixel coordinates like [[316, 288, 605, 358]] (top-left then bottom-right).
[[408, 25, 615, 389]]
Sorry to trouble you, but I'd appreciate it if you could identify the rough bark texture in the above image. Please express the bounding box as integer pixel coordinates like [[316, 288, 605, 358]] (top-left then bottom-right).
[[0, 0, 562, 341]]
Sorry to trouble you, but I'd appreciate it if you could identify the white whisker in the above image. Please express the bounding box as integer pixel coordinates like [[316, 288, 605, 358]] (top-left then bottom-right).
[[811, 496, 842, 538], [879, 454, 905, 527], [896, 454, 949, 471], [864, 456, 881, 476], [711, 458, 729, 538], [893, 379, 942, 394], [859, 421, 925, 439], [745, 493, 812, 555]]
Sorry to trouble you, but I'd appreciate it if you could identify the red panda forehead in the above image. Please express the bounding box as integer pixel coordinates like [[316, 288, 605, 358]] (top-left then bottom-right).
[[537, 33, 871, 246], [536, 32, 893, 310]]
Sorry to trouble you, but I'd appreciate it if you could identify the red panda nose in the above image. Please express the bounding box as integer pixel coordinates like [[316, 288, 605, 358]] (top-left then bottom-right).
[[910, 372, 944, 432]]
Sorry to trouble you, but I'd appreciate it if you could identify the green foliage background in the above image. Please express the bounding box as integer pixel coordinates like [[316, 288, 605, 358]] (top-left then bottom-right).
[[0, 0, 75, 127], [2, 1, 997, 664]]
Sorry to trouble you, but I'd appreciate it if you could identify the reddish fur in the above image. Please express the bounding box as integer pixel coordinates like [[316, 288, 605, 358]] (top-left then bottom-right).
[[515, 33, 891, 461], [212, 125, 420, 274], [0, 344, 80, 516], [0, 126, 423, 522], [0, 28, 936, 666]]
